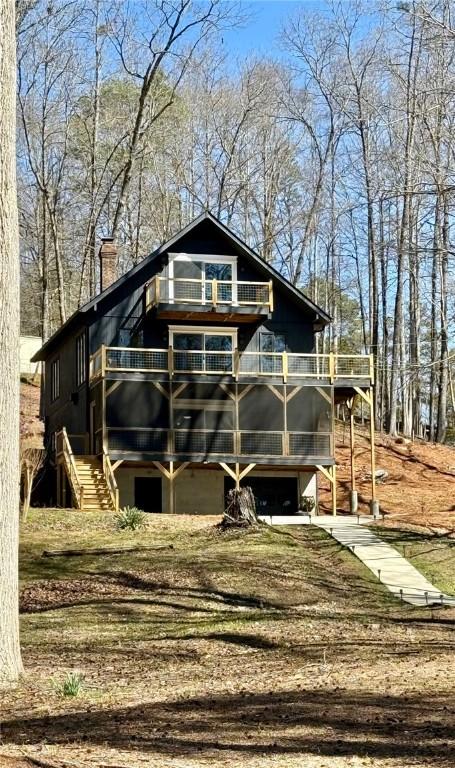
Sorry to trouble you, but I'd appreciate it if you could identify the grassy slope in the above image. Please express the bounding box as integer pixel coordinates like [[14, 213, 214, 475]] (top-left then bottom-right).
[[1, 510, 455, 768], [374, 526, 455, 595]]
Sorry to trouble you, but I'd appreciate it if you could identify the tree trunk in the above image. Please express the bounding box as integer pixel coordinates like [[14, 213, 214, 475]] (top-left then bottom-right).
[[379, 198, 389, 430], [429, 196, 440, 442], [0, 0, 23, 686], [388, 20, 420, 436], [436, 193, 449, 442], [222, 487, 258, 527]]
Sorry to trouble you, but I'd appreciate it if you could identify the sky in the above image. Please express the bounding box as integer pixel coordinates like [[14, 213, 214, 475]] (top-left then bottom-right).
[[221, 1, 324, 58]]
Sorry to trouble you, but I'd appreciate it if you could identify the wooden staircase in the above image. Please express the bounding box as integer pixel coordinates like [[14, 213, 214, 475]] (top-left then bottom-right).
[[56, 428, 119, 512], [73, 456, 116, 511]]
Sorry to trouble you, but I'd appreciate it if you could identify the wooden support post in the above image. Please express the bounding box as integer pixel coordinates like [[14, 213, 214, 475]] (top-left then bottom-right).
[[316, 464, 336, 516], [354, 386, 377, 514], [239, 463, 256, 481], [101, 344, 106, 377], [168, 346, 173, 378], [369, 386, 376, 503], [349, 399, 356, 492], [219, 462, 255, 492], [348, 398, 358, 514], [102, 378, 107, 453], [234, 349, 240, 381], [269, 280, 274, 312], [329, 353, 335, 384], [153, 461, 189, 514], [212, 278, 217, 307], [56, 464, 62, 507], [282, 351, 288, 383], [220, 462, 238, 486], [169, 461, 175, 515]]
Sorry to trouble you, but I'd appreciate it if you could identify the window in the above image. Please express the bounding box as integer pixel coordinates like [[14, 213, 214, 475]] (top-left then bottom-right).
[[259, 332, 286, 353], [168, 253, 237, 304], [259, 332, 286, 374], [76, 332, 86, 386], [118, 328, 144, 348], [51, 358, 60, 402], [174, 402, 234, 430], [170, 326, 237, 374]]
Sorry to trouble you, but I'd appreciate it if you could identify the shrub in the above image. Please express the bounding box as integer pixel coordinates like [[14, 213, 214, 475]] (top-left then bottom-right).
[[115, 505, 146, 531], [55, 671, 85, 697], [300, 495, 316, 513]]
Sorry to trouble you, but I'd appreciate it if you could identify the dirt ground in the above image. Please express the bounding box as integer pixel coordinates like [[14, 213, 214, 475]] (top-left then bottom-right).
[[319, 423, 455, 532], [20, 380, 43, 446], [1, 510, 455, 768]]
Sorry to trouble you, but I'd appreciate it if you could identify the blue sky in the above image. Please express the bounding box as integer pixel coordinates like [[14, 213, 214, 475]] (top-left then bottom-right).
[[221, 1, 324, 57]]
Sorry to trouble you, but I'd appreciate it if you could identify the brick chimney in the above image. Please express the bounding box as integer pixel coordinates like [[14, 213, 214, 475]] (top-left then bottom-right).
[[99, 236, 118, 292]]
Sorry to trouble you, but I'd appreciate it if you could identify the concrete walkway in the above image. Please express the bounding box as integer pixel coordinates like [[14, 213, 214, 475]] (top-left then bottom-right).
[[259, 514, 455, 608]]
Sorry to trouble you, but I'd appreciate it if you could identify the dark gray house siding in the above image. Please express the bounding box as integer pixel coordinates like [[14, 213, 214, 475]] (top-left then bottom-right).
[[35, 213, 333, 468]]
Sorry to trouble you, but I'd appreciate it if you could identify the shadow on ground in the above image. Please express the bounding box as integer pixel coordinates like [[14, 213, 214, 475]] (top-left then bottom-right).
[[2, 688, 454, 762]]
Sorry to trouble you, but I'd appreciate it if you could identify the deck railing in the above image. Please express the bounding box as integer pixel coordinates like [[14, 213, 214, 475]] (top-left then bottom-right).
[[145, 276, 274, 312], [56, 427, 85, 509], [106, 427, 333, 459], [102, 445, 120, 512], [90, 346, 374, 384]]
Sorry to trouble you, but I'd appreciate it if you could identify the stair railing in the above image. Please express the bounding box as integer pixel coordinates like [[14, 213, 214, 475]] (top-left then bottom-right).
[[102, 446, 119, 512], [56, 427, 84, 510]]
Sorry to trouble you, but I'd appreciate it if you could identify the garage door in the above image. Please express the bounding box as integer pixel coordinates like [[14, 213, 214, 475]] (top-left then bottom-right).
[[224, 476, 298, 516]]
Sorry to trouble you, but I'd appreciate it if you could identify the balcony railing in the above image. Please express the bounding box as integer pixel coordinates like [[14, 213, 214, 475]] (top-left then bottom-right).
[[106, 428, 333, 459], [145, 276, 273, 312], [90, 346, 374, 384]]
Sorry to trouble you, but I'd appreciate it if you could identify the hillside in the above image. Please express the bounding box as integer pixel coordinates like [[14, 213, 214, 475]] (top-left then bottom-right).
[[318, 423, 455, 533], [20, 379, 43, 447]]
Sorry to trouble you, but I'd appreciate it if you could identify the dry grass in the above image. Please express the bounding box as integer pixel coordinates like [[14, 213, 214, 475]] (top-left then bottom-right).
[[1, 509, 455, 768]]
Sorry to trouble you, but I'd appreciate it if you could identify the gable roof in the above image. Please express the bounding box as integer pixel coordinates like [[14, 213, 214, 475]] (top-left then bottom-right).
[[32, 211, 330, 361]]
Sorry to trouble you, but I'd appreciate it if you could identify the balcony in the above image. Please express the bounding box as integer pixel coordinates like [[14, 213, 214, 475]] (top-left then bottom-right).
[[145, 276, 273, 320], [90, 346, 374, 385], [105, 427, 333, 462]]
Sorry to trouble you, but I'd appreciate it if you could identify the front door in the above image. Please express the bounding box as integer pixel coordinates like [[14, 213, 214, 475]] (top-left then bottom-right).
[[134, 477, 162, 513]]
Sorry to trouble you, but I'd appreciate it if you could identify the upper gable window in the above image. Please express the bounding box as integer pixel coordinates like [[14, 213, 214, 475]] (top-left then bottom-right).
[[168, 253, 237, 304]]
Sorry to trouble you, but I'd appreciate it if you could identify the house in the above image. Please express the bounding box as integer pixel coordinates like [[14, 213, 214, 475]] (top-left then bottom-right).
[[32, 213, 375, 516], [20, 335, 42, 376]]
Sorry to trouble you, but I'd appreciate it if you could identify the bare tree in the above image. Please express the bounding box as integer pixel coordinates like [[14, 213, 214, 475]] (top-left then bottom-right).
[[0, 0, 23, 686], [108, 0, 241, 238], [20, 444, 44, 521]]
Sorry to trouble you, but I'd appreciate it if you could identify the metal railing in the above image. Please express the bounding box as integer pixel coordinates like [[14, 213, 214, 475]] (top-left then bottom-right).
[[173, 350, 233, 374], [145, 276, 273, 311], [105, 428, 332, 459], [90, 346, 374, 384], [56, 427, 84, 509], [105, 347, 168, 373]]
